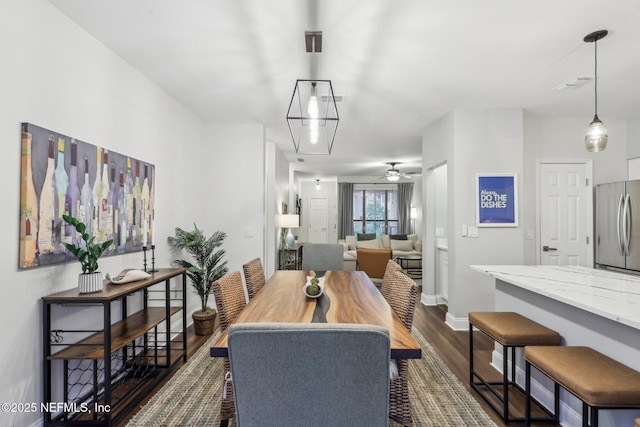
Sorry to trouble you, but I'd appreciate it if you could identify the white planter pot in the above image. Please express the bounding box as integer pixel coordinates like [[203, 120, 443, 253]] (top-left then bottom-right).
[[78, 272, 103, 294]]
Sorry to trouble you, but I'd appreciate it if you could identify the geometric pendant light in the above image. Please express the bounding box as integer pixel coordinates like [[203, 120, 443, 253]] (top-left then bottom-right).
[[286, 79, 339, 155], [286, 31, 339, 155], [583, 29, 608, 152]]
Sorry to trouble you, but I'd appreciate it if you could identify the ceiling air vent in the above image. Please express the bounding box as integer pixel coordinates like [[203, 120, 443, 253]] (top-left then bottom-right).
[[321, 94, 345, 102], [553, 76, 593, 91]]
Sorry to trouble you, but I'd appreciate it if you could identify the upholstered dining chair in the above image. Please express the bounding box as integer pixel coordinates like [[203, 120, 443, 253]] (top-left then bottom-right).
[[211, 271, 247, 426], [385, 270, 419, 426], [381, 259, 403, 301], [227, 322, 390, 427], [301, 243, 344, 272], [357, 247, 393, 287], [242, 257, 265, 300]]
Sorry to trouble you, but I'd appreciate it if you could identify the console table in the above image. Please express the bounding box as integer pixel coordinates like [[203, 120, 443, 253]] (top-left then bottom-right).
[[42, 268, 187, 426]]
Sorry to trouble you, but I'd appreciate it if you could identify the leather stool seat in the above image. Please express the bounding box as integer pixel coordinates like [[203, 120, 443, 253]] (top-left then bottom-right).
[[469, 312, 561, 346], [525, 346, 640, 427], [469, 311, 561, 423]]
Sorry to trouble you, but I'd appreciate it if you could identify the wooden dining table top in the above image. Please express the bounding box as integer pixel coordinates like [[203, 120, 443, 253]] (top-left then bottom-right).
[[210, 270, 422, 359]]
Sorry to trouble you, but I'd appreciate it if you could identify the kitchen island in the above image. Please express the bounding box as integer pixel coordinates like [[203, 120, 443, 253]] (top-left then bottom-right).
[[471, 265, 640, 427]]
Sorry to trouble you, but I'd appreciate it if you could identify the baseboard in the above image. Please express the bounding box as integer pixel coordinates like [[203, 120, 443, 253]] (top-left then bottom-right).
[[420, 293, 437, 306], [444, 312, 468, 331], [490, 349, 583, 426], [435, 294, 448, 305]]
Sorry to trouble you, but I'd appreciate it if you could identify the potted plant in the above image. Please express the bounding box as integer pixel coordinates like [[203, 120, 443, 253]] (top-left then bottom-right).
[[167, 224, 228, 336], [62, 214, 113, 293]]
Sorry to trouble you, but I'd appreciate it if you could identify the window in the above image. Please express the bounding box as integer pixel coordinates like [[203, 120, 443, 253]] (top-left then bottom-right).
[[353, 188, 398, 236]]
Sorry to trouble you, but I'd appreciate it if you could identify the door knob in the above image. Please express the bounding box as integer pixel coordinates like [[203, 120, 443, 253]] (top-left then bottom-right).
[[542, 245, 557, 252]]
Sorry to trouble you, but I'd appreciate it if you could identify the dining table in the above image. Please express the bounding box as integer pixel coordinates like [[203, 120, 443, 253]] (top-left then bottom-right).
[[210, 270, 422, 360]]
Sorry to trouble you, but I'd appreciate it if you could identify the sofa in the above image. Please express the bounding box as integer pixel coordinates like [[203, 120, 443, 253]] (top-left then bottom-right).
[[339, 234, 422, 271]]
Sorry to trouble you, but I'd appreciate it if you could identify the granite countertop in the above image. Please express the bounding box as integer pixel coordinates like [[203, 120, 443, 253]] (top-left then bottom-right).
[[470, 265, 640, 331]]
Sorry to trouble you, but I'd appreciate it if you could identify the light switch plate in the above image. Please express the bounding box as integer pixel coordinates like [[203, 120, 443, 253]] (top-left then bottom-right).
[[468, 226, 478, 238], [461, 224, 468, 237]]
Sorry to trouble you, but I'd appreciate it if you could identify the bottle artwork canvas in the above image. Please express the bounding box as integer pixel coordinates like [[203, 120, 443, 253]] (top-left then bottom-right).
[[19, 122, 156, 269]]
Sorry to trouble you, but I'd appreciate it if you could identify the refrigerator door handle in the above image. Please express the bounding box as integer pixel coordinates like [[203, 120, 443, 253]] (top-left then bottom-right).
[[624, 193, 631, 256], [617, 194, 625, 256]]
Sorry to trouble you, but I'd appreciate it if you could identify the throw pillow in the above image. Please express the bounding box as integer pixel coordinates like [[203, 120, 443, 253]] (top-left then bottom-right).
[[357, 233, 377, 241], [357, 238, 382, 249], [390, 234, 408, 240], [345, 235, 358, 250], [390, 239, 414, 251]]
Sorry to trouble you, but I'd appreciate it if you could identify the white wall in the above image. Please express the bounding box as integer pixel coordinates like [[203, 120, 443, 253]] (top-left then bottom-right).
[[423, 109, 524, 329], [200, 123, 266, 276], [265, 141, 290, 276], [627, 116, 640, 160], [521, 115, 628, 264], [422, 113, 454, 304], [0, 1, 266, 425]]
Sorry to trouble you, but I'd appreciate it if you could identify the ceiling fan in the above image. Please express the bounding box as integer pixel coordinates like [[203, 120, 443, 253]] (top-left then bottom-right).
[[380, 162, 416, 181]]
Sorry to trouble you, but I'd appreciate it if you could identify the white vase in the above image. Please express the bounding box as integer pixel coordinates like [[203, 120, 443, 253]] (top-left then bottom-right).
[[78, 272, 103, 294]]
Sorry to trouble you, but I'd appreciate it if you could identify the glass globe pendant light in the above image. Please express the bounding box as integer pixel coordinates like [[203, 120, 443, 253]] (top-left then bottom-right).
[[584, 30, 608, 152]]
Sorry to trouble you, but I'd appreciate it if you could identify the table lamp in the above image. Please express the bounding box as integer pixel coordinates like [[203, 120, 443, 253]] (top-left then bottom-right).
[[279, 214, 299, 249]]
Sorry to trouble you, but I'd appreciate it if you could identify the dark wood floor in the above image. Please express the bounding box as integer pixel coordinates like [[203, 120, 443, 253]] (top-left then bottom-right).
[[116, 304, 560, 427]]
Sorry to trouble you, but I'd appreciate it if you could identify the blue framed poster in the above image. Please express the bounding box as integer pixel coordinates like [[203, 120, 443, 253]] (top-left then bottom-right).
[[476, 173, 518, 227]]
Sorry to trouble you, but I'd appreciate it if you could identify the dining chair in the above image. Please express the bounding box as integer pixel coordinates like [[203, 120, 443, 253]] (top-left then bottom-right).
[[211, 271, 247, 426], [385, 270, 419, 426], [381, 259, 403, 301], [227, 322, 390, 427], [301, 243, 344, 272], [242, 257, 265, 300], [357, 247, 393, 287]]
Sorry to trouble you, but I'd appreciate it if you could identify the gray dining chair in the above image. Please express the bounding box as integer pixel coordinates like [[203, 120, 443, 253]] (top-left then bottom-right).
[[227, 322, 390, 427], [301, 243, 344, 272]]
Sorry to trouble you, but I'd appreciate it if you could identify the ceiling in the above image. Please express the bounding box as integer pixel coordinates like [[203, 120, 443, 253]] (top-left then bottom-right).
[[49, 0, 640, 179]]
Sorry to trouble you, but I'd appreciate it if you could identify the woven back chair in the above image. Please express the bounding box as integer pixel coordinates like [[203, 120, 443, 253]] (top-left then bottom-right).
[[242, 258, 266, 300], [385, 270, 419, 426], [381, 259, 403, 301], [211, 271, 247, 425], [228, 322, 390, 427]]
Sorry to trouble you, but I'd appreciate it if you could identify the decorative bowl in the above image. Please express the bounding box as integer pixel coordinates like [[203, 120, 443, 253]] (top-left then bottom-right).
[[303, 281, 324, 298]]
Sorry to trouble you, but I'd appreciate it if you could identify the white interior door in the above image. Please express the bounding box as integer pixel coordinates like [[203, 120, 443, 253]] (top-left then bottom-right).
[[308, 197, 328, 243], [538, 162, 591, 266]]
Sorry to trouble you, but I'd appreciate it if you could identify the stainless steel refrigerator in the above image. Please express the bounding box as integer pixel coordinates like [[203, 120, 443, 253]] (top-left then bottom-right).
[[596, 180, 640, 272]]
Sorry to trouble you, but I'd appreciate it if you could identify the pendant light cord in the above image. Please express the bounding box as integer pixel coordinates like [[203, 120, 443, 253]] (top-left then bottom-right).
[[594, 40, 598, 117]]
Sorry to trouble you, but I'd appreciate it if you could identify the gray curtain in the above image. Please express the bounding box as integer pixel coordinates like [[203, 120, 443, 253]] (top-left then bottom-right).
[[338, 183, 354, 239], [398, 182, 414, 234]]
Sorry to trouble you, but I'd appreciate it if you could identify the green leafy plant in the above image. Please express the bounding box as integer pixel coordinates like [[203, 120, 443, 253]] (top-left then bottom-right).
[[62, 214, 113, 274], [167, 224, 228, 312]]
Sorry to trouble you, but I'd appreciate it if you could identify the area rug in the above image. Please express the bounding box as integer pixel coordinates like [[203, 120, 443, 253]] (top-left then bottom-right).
[[126, 328, 497, 426]]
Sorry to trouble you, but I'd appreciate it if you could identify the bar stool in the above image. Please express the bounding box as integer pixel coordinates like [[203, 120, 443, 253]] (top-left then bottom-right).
[[469, 311, 561, 423], [525, 346, 640, 427]]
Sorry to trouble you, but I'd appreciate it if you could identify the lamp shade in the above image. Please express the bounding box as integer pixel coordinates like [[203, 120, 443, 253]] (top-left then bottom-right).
[[279, 214, 299, 229], [286, 79, 339, 155]]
